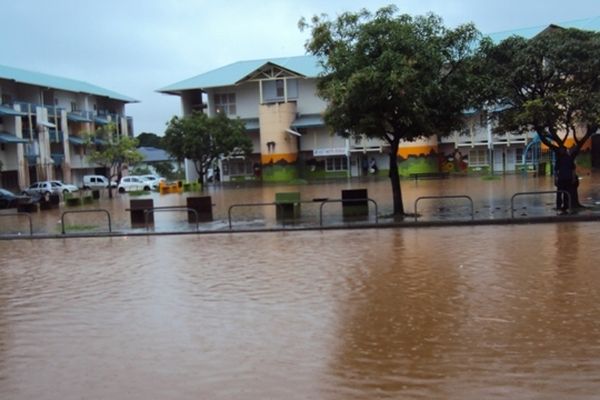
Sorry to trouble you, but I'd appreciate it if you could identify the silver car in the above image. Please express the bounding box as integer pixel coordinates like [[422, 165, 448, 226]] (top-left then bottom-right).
[[22, 181, 57, 196]]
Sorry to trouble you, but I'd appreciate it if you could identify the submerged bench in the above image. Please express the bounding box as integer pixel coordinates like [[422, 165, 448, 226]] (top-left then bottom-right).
[[341, 188, 369, 218], [409, 172, 450, 181], [275, 192, 301, 220]]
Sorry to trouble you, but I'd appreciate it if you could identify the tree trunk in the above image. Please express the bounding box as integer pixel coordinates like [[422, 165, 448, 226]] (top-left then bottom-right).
[[388, 138, 404, 215], [195, 162, 205, 186]]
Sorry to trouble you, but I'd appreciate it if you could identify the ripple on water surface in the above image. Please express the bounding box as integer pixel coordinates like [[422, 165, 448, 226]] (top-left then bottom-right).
[[1, 223, 600, 399]]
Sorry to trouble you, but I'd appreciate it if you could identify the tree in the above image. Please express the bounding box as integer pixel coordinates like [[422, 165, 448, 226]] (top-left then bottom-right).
[[153, 161, 181, 181], [479, 27, 600, 208], [163, 111, 252, 185], [87, 123, 143, 198], [136, 132, 164, 149], [479, 27, 600, 158], [300, 6, 481, 215]]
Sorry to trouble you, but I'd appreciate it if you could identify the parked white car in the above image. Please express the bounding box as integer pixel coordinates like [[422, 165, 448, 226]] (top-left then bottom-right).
[[82, 175, 110, 190], [117, 176, 154, 193], [139, 175, 165, 189], [50, 180, 79, 194]]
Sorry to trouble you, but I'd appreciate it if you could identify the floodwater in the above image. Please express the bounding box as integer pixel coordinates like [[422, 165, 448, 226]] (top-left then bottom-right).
[[1, 173, 600, 234], [1, 175, 600, 399], [1, 224, 600, 399]]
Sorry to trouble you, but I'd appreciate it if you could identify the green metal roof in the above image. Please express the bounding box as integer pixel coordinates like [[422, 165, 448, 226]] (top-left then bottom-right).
[[487, 16, 600, 43], [0, 132, 28, 144], [94, 115, 111, 125], [0, 63, 137, 103], [67, 113, 93, 123], [158, 16, 600, 95], [291, 114, 324, 129], [242, 118, 260, 131], [0, 105, 27, 116], [68, 136, 86, 146], [158, 55, 323, 94]]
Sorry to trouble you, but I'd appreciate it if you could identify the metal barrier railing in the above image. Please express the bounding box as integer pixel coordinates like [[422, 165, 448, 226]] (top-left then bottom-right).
[[227, 198, 379, 230], [318, 198, 379, 226], [0, 213, 33, 236], [510, 190, 570, 218], [414, 195, 474, 221], [143, 207, 199, 231], [61, 209, 112, 234]]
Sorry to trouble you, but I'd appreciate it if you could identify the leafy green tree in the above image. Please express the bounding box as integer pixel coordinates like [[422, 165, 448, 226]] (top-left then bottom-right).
[[87, 123, 143, 197], [153, 161, 179, 181], [130, 165, 152, 176], [136, 132, 164, 149], [300, 6, 481, 215], [478, 27, 600, 207], [479, 27, 600, 155], [163, 112, 252, 184]]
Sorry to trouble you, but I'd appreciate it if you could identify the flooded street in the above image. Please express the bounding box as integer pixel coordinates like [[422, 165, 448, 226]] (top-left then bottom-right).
[[1, 175, 600, 399], [2, 173, 600, 234], [1, 224, 600, 399]]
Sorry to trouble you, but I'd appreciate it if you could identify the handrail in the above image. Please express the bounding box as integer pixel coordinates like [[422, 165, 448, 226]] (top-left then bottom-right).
[[414, 195, 474, 221], [318, 198, 378, 226], [143, 207, 199, 231], [0, 213, 33, 236], [227, 198, 379, 230], [61, 209, 112, 234], [510, 190, 571, 218]]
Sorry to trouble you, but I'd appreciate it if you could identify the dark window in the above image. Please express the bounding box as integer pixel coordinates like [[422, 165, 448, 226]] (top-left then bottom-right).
[[214, 93, 236, 115]]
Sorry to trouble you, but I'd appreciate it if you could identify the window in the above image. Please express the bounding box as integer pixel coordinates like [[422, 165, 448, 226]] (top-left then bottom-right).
[[71, 102, 79, 112], [226, 159, 252, 176], [214, 93, 236, 115], [326, 157, 347, 171], [1, 94, 12, 105], [515, 147, 534, 164], [262, 79, 298, 103], [468, 149, 488, 166], [276, 79, 285, 97]]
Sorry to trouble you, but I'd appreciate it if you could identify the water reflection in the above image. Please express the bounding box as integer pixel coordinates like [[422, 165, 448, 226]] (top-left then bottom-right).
[[326, 224, 600, 399], [1, 174, 599, 234], [1, 222, 600, 399]]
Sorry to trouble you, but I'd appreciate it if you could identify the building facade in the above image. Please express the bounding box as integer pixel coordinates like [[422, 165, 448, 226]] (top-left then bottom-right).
[[159, 18, 600, 182], [0, 64, 136, 190]]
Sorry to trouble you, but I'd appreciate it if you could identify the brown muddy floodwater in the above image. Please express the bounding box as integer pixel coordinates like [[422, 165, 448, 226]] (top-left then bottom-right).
[[1, 175, 600, 399], [1, 174, 600, 234]]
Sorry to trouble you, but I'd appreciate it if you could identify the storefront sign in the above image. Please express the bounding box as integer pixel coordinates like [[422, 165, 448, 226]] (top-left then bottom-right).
[[313, 147, 348, 157]]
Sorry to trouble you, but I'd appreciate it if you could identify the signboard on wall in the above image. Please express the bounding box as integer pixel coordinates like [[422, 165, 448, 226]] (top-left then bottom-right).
[[313, 147, 348, 157]]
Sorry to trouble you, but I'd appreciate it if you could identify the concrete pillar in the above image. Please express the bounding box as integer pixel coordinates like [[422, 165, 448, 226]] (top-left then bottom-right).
[[13, 104, 28, 189], [61, 109, 72, 183], [36, 106, 53, 181], [259, 101, 298, 165]]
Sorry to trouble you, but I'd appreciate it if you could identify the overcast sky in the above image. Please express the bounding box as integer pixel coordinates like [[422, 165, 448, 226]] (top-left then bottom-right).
[[1, 0, 599, 135]]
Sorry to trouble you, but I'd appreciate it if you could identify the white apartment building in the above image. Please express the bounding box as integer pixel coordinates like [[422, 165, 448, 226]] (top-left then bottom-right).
[[159, 56, 405, 182], [0, 64, 136, 190]]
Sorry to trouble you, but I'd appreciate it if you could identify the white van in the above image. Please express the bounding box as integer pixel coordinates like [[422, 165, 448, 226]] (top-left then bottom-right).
[[82, 175, 109, 190]]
